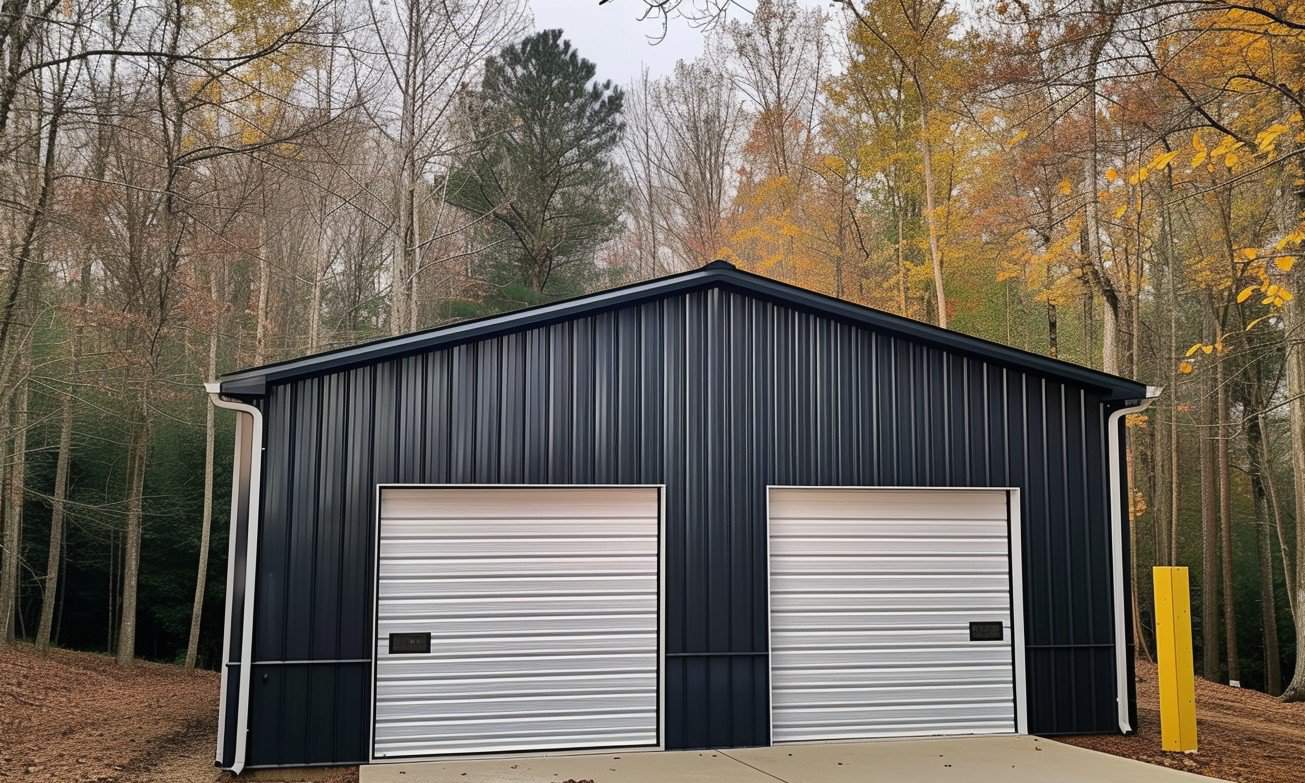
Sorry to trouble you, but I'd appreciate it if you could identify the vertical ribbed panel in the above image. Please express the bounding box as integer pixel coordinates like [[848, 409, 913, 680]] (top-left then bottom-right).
[[236, 283, 1125, 767]]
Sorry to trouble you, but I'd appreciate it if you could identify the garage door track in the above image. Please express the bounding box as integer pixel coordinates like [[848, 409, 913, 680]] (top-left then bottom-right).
[[359, 736, 1222, 782]]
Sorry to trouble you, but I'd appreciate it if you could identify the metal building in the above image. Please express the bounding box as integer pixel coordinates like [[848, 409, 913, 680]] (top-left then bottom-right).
[[206, 260, 1157, 773]]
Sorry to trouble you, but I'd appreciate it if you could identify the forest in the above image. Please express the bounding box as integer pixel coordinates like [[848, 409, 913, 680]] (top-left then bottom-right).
[[0, 0, 1302, 705]]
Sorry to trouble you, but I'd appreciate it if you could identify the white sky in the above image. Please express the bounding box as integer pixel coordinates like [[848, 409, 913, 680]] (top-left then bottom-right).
[[528, 1, 978, 86], [529, 0, 719, 85]]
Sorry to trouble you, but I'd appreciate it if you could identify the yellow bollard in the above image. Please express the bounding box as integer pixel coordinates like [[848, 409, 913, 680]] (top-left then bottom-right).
[[1153, 566, 1198, 753]]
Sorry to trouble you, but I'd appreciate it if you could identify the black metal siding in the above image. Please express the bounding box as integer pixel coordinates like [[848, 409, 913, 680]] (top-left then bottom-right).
[[230, 283, 1133, 767]]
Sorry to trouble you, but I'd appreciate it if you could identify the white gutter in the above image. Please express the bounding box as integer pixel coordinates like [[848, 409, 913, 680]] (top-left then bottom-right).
[[205, 382, 264, 775], [1106, 384, 1162, 734]]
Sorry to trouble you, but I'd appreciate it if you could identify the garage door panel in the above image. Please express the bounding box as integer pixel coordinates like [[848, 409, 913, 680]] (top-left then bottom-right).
[[374, 487, 660, 759], [379, 631, 657, 658], [770, 663, 1013, 686], [772, 591, 1010, 612], [774, 724, 1017, 743], [770, 555, 1009, 575], [770, 519, 1009, 536], [374, 712, 657, 742], [773, 641, 1011, 664], [380, 537, 657, 558], [376, 733, 654, 756], [775, 702, 1016, 725], [772, 683, 1014, 708], [381, 519, 656, 536], [381, 487, 659, 519], [380, 574, 657, 598], [769, 537, 1009, 556], [769, 487, 1018, 742], [380, 556, 653, 578], [771, 573, 1010, 593], [775, 717, 1016, 742], [377, 594, 658, 618], [377, 652, 656, 677], [378, 613, 656, 637], [769, 489, 1008, 520], [767, 642, 1012, 665], [772, 610, 1011, 630], [378, 671, 655, 700], [375, 691, 657, 721]]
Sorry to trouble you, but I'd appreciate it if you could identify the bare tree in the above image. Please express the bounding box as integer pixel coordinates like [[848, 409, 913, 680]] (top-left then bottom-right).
[[362, 0, 526, 334], [623, 57, 743, 270]]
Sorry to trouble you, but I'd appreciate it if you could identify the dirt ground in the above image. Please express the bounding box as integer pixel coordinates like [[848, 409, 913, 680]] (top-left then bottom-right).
[[0, 643, 223, 782], [1062, 660, 1305, 783], [5, 644, 1302, 782], [0, 643, 357, 783]]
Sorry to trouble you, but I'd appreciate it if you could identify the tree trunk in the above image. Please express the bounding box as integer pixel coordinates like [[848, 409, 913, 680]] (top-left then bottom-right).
[[1275, 114, 1305, 701], [1247, 407, 1282, 695], [36, 366, 75, 651], [0, 405, 13, 643], [1168, 224, 1180, 567], [409, 181, 421, 333], [392, 16, 417, 337], [1257, 408, 1295, 622], [1200, 356, 1220, 681], [0, 360, 29, 642], [255, 214, 270, 366], [106, 529, 116, 651], [1153, 396, 1170, 568], [1079, 49, 1119, 375], [36, 257, 92, 652], [896, 198, 907, 317], [918, 106, 947, 328], [1215, 332, 1239, 684], [115, 408, 149, 666], [1281, 227, 1305, 700], [185, 274, 220, 669], [1047, 302, 1058, 358], [309, 230, 323, 353]]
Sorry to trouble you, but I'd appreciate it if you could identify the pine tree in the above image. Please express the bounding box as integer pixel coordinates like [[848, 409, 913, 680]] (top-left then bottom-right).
[[447, 29, 626, 304]]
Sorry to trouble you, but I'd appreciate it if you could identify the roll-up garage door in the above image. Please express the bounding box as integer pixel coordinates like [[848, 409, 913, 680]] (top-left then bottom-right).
[[768, 488, 1022, 742], [372, 487, 661, 759]]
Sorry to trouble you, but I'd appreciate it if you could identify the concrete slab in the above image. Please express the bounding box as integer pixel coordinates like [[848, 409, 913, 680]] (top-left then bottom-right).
[[361, 737, 1224, 783], [359, 749, 780, 783], [726, 736, 1222, 782]]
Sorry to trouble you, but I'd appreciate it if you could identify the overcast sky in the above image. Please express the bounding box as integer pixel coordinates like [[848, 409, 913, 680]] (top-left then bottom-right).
[[529, 1, 720, 85]]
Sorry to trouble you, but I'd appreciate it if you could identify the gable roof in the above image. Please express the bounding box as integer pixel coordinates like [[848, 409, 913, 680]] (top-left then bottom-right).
[[218, 260, 1148, 400]]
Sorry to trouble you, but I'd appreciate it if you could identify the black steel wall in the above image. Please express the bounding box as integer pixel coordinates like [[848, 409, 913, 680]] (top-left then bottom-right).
[[225, 283, 1132, 767]]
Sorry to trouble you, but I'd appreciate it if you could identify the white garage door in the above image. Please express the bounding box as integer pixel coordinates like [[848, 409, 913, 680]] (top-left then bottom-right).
[[768, 487, 1024, 742], [372, 486, 661, 759]]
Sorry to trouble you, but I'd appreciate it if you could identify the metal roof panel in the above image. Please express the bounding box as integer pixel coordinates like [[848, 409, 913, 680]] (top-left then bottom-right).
[[219, 260, 1147, 401]]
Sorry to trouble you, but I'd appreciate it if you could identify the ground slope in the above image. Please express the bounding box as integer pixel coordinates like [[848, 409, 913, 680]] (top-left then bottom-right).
[[1063, 660, 1305, 783], [0, 643, 220, 783]]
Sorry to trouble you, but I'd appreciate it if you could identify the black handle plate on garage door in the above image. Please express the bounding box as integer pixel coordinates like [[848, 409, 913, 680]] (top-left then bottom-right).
[[969, 621, 1003, 641], [389, 632, 431, 654]]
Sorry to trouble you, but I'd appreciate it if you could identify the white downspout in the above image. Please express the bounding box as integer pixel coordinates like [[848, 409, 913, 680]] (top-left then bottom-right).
[[214, 410, 245, 763], [206, 382, 264, 775], [1106, 385, 1162, 734]]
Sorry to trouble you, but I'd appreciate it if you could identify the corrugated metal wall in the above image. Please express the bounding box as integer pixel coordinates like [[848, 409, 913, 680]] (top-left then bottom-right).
[[227, 283, 1129, 767]]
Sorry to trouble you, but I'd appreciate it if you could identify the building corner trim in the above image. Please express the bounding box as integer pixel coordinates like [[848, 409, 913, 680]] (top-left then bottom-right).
[[206, 382, 265, 774]]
